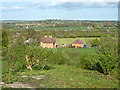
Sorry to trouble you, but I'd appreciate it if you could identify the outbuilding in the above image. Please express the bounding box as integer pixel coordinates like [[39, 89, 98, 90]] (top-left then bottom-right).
[[72, 39, 83, 48]]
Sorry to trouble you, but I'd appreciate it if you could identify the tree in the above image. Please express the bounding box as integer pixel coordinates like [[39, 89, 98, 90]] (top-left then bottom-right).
[[2, 29, 10, 48], [24, 28, 36, 40], [2, 29, 12, 56]]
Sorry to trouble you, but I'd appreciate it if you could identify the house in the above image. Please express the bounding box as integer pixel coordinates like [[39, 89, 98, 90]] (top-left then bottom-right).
[[72, 39, 84, 48], [40, 35, 57, 48]]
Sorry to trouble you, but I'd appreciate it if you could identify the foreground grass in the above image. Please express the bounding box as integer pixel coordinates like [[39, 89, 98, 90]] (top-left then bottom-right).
[[17, 65, 118, 88]]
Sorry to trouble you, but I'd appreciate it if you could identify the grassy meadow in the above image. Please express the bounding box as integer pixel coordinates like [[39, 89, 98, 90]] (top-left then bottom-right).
[[57, 37, 99, 45]]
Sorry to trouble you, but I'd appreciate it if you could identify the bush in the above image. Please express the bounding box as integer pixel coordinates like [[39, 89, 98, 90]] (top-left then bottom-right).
[[90, 38, 100, 47], [62, 48, 98, 70], [96, 35, 118, 75], [2, 41, 54, 74], [50, 48, 66, 65]]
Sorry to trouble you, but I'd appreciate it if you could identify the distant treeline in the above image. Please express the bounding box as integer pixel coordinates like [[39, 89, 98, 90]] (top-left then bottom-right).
[[10, 29, 118, 40], [2, 20, 117, 30]]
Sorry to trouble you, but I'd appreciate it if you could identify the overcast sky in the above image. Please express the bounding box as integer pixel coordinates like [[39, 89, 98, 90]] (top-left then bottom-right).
[[1, 0, 119, 20]]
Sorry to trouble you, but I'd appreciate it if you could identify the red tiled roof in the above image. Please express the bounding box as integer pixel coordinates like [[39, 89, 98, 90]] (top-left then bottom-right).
[[72, 39, 83, 44], [41, 36, 56, 43]]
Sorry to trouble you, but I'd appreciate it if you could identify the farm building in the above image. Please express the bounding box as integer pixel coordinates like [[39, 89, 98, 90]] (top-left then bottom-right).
[[40, 36, 57, 48], [72, 39, 84, 48]]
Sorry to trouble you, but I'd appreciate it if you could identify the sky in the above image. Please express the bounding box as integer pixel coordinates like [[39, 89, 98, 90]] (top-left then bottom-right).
[[0, 0, 119, 20]]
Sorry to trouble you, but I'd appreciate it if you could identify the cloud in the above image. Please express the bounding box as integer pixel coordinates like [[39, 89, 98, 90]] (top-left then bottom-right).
[[1, 1, 118, 12], [0, 7, 5, 10], [1, 6, 24, 11], [31, 2, 118, 10], [59, 0, 119, 2], [1, 0, 119, 2], [32, 2, 51, 9]]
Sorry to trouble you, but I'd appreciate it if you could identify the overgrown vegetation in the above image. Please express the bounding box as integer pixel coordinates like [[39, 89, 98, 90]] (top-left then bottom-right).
[[1, 20, 119, 88], [97, 35, 118, 75], [2, 31, 118, 77]]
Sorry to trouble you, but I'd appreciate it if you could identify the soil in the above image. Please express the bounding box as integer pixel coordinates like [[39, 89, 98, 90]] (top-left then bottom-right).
[[2, 75, 46, 88]]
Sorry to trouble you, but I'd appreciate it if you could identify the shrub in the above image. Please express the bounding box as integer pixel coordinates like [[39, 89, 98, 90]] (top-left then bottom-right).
[[62, 48, 98, 70], [90, 38, 100, 47], [96, 35, 118, 75], [50, 48, 66, 65]]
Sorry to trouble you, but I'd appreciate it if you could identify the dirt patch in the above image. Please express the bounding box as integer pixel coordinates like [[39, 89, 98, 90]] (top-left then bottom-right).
[[2, 82, 33, 88], [2, 75, 46, 88], [22, 75, 45, 80]]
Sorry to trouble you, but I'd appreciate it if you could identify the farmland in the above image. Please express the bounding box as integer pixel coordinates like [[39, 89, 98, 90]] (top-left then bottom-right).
[[57, 37, 99, 45], [34, 26, 88, 31], [2, 20, 117, 31]]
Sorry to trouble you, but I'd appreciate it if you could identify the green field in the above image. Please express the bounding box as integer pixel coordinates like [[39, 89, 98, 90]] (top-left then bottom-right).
[[57, 37, 99, 45], [34, 26, 88, 31], [61, 48, 97, 53]]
